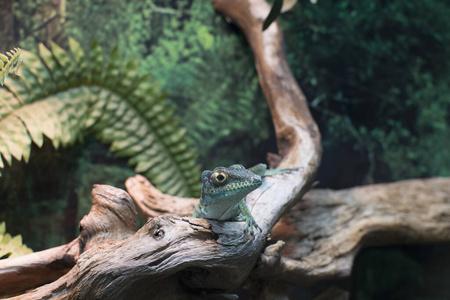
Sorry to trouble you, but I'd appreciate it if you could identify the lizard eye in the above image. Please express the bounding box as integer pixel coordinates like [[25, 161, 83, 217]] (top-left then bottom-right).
[[212, 171, 229, 186]]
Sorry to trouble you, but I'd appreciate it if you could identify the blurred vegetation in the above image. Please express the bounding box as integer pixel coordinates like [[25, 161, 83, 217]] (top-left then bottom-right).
[[0, 38, 201, 196], [352, 248, 424, 300], [63, 0, 274, 168], [1, 0, 449, 297], [351, 246, 450, 300], [0, 37, 202, 248], [0, 137, 135, 250], [10, 0, 450, 185], [282, 0, 450, 185]]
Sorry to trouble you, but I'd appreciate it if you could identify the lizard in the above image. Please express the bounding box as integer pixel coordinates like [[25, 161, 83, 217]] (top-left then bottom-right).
[[192, 163, 296, 233]]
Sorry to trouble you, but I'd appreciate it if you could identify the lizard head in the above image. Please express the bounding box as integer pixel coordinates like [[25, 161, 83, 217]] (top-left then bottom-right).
[[200, 164, 262, 204]]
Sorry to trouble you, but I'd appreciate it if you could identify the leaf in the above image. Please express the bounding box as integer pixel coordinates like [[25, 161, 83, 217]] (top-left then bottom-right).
[[103, 46, 122, 89], [0, 222, 33, 259], [69, 37, 90, 83], [38, 44, 59, 91], [89, 40, 104, 84], [263, 0, 284, 31], [1, 38, 202, 197], [0, 48, 23, 86], [16, 104, 45, 147], [51, 41, 76, 80], [18, 50, 47, 100], [0, 115, 32, 162]]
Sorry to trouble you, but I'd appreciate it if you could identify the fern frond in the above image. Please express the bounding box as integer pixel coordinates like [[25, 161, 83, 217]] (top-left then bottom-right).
[[0, 222, 33, 259], [0, 48, 23, 86], [0, 39, 201, 196]]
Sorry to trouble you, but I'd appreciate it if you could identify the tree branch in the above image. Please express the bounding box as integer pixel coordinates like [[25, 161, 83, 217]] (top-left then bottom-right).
[[0, 185, 136, 298], [0, 238, 79, 297], [125, 174, 197, 220], [1, 0, 321, 297], [125, 175, 450, 298], [256, 177, 450, 286]]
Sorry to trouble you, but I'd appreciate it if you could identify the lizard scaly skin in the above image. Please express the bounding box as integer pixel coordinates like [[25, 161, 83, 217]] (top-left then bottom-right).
[[193, 163, 295, 233]]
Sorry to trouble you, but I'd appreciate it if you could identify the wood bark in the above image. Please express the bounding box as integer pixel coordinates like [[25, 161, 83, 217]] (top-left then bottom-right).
[[126, 176, 450, 289], [258, 177, 450, 286], [4, 176, 449, 298], [0, 185, 137, 298], [0, 238, 79, 297]]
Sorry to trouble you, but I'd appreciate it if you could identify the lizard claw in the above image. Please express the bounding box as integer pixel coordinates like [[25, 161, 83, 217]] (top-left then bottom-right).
[[242, 217, 261, 235]]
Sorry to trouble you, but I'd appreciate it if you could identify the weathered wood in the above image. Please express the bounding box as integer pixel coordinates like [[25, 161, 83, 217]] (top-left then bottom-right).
[[8, 216, 225, 299], [125, 174, 450, 296], [211, 0, 322, 171], [125, 174, 197, 220], [0, 185, 136, 298], [256, 177, 450, 286], [0, 238, 79, 297], [1, 0, 320, 297]]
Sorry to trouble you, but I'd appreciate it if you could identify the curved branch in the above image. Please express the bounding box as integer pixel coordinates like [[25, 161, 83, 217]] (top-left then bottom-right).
[[128, 0, 321, 229], [125, 174, 197, 219], [0, 185, 136, 297], [255, 177, 450, 285], [0, 238, 79, 297], [212, 0, 321, 170], [2, 0, 321, 297], [210, 0, 321, 235]]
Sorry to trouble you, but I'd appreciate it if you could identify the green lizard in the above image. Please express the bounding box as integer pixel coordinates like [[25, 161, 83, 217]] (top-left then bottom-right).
[[192, 163, 296, 233]]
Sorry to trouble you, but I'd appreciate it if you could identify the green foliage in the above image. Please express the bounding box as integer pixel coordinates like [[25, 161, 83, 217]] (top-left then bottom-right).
[[64, 0, 191, 61], [0, 38, 201, 196], [0, 137, 135, 250], [0, 222, 33, 259], [63, 1, 273, 168], [148, 34, 270, 166], [263, 0, 284, 31], [282, 0, 450, 182], [12, 0, 64, 51], [0, 48, 23, 86], [142, 2, 272, 167]]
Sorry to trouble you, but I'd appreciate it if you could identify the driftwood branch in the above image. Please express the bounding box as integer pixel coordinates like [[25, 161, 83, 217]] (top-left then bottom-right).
[[211, 0, 322, 171], [1, 0, 320, 297], [2, 0, 448, 299], [125, 174, 197, 220], [4, 176, 448, 298], [0, 238, 79, 297], [0, 185, 137, 298], [258, 177, 450, 287], [126, 176, 450, 285]]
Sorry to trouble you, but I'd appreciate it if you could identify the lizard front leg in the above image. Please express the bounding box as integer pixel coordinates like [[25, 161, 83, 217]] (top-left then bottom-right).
[[237, 198, 260, 233]]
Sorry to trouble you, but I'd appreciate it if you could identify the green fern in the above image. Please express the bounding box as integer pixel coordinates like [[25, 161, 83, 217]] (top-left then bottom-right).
[[0, 48, 23, 86], [0, 222, 33, 259], [172, 36, 271, 166], [0, 38, 201, 197]]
